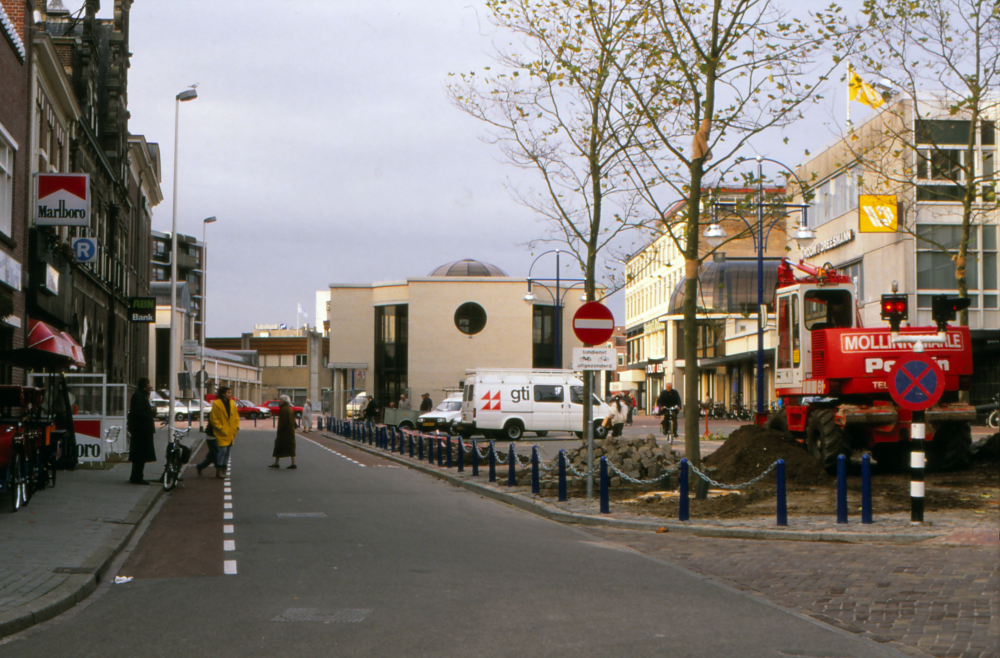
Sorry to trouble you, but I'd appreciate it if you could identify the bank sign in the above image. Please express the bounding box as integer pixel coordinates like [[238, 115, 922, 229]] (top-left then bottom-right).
[[35, 174, 90, 227], [129, 297, 156, 323]]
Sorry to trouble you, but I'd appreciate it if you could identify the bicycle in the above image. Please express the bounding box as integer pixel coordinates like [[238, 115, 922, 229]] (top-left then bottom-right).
[[987, 394, 999, 429], [162, 426, 192, 491], [660, 406, 680, 445]]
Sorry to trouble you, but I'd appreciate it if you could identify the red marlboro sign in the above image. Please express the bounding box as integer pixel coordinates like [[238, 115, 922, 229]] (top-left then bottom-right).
[[36, 173, 90, 227]]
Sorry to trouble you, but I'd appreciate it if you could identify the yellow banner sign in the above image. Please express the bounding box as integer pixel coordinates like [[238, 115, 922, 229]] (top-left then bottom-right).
[[859, 195, 897, 232]]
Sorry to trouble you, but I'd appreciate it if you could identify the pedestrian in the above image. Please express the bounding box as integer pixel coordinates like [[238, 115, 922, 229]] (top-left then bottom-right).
[[208, 385, 240, 478], [126, 377, 156, 485], [363, 395, 378, 423], [656, 382, 682, 438], [301, 398, 313, 432], [625, 391, 635, 426], [399, 393, 411, 410], [419, 393, 433, 412], [607, 395, 627, 438], [269, 395, 297, 469]]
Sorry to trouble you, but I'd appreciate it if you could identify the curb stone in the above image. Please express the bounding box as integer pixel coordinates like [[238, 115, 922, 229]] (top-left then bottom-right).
[[321, 433, 940, 544], [0, 435, 205, 640]]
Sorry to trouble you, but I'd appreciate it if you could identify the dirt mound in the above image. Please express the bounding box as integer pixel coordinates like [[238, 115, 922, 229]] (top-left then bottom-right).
[[703, 424, 831, 486], [971, 432, 1000, 463]]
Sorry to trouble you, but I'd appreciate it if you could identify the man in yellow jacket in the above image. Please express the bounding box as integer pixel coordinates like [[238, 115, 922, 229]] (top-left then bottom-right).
[[208, 385, 240, 478]]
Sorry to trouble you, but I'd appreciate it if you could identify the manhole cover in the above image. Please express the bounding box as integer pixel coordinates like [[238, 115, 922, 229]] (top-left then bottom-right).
[[272, 608, 370, 623], [277, 512, 327, 518]]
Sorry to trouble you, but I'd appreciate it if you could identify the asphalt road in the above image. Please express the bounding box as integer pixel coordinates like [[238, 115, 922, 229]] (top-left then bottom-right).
[[0, 429, 911, 658]]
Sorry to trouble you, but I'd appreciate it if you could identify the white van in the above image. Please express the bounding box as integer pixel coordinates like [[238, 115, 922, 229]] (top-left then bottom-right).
[[457, 369, 610, 441]]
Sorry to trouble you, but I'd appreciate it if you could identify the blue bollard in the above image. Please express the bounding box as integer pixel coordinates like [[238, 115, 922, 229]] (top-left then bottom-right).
[[531, 446, 539, 495], [600, 457, 609, 513], [390, 427, 396, 452], [428, 435, 435, 464], [273, 413, 276, 428], [471, 440, 479, 477], [679, 458, 689, 521], [446, 437, 453, 468], [399, 430, 404, 455], [254, 414, 257, 428], [488, 442, 496, 482], [837, 454, 848, 524], [418, 436, 424, 460], [862, 453, 872, 524], [437, 437, 445, 466], [507, 444, 516, 487], [409, 433, 414, 458], [776, 459, 788, 527], [457, 438, 464, 472], [558, 450, 567, 502]]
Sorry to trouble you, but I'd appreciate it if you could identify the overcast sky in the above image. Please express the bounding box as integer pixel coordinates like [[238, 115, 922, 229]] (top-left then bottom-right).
[[77, 0, 870, 337]]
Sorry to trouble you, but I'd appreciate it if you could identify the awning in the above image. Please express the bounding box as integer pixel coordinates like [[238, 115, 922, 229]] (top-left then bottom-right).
[[698, 348, 774, 368], [0, 318, 85, 369]]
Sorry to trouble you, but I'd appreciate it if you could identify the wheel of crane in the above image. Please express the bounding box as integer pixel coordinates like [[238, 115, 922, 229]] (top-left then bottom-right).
[[927, 422, 971, 471], [765, 409, 788, 433], [805, 408, 849, 474]]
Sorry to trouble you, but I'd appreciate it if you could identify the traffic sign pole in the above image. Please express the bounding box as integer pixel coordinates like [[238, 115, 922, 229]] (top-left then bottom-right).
[[911, 412, 925, 524], [572, 302, 614, 501]]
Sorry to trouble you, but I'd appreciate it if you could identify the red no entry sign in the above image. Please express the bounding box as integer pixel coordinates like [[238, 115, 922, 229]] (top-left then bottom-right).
[[572, 302, 615, 345], [887, 355, 945, 411]]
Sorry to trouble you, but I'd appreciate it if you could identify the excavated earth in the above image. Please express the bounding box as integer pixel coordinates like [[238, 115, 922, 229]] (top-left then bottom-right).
[[544, 427, 1000, 521]]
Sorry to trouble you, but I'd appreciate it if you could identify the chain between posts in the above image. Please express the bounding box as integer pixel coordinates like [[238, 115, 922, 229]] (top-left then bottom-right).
[[687, 461, 780, 490]]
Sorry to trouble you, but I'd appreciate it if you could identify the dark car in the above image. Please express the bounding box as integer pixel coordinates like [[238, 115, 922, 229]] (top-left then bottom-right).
[[263, 399, 303, 420]]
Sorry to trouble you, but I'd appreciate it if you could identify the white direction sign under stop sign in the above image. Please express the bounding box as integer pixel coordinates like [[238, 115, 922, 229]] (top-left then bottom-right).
[[572, 347, 617, 370]]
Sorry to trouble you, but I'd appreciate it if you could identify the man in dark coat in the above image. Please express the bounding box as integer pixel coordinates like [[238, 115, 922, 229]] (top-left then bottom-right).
[[419, 393, 433, 412], [126, 377, 156, 484], [269, 395, 297, 469], [363, 396, 378, 423], [656, 382, 682, 438]]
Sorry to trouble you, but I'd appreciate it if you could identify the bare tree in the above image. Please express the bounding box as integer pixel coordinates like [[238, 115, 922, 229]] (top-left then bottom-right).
[[449, 0, 660, 448], [847, 0, 1000, 326], [614, 0, 855, 466]]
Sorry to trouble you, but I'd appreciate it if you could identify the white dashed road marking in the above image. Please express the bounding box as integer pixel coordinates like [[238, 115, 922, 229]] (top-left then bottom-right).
[[224, 540, 235, 551], [224, 512, 233, 520], [304, 436, 366, 467], [224, 525, 234, 533], [224, 560, 237, 575]]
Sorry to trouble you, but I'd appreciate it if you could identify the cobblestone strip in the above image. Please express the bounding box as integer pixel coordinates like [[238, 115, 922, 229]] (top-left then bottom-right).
[[588, 529, 999, 658]]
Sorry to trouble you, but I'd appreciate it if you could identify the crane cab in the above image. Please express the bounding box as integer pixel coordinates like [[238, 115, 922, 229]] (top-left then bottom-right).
[[773, 261, 856, 398]]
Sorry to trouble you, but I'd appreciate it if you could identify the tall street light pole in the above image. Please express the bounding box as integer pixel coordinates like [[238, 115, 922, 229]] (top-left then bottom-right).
[[704, 156, 817, 422], [199, 216, 216, 432], [168, 88, 197, 438]]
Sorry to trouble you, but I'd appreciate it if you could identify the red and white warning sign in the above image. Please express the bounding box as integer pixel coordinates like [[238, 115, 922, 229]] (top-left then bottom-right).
[[36, 173, 90, 227], [572, 302, 615, 345]]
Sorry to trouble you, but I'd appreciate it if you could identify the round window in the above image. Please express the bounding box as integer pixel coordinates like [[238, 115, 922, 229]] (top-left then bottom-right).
[[454, 302, 487, 335]]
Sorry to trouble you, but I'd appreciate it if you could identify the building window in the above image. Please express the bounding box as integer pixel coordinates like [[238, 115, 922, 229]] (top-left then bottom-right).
[[295, 354, 307, 366], [0, 132, 13, 237], [839, 259, 865, 302], [454, 302, 487, 335], [532, 305, 556, 368], [810, 167, 859, 228], [375, 304, 408, 409], [152, 266, 167, 281], [915, 120, 995, 202], [916, 224, 997, 309]]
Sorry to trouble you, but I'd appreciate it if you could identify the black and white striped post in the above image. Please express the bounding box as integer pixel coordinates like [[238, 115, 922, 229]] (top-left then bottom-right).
[[911, 410, 925, 524]]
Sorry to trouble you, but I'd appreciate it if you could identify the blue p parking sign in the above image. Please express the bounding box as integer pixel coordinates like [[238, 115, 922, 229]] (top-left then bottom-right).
[[72, 238, 97, 263]]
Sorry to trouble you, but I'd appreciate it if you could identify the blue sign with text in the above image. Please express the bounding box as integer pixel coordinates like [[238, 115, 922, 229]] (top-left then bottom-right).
[[72, 238, 97, 263]]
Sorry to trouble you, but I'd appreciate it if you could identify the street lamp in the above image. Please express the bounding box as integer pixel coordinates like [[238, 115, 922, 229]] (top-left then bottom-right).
[[524, 249, 591, 369], [168, 87, 197, 438], [198, 216, 216, 432], [701, 155, 816, 421]]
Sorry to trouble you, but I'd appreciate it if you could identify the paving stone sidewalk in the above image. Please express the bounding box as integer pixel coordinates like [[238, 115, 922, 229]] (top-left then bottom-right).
[[0, 427, 181, 638]]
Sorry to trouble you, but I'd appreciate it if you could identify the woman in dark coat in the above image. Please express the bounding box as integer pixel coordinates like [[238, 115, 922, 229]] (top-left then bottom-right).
[[126, 377, 156, 484], [269, 395, 297, 469]]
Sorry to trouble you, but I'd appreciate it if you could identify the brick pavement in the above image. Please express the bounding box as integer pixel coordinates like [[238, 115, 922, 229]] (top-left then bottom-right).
[[584, 527, 999, 658]]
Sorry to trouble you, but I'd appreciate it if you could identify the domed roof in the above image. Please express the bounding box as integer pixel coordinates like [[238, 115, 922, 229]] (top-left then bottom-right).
[[427, 259, 509, 277]]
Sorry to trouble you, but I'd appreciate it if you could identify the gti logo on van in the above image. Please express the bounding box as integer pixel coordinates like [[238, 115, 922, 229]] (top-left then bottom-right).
[[481, 390, 501, 411]]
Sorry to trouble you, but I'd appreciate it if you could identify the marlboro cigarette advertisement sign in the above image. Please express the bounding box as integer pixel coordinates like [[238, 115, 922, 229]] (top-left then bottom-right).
[[36, 174, 90, 227]]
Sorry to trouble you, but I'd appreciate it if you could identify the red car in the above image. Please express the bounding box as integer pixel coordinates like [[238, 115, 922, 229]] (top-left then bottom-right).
[[236, 400, 271, 420], [263, 400, 303, 419]]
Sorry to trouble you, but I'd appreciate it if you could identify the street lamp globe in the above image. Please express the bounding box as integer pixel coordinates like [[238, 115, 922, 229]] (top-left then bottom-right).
[[791, 224, 817, 246], [703, 223, 727, 247]]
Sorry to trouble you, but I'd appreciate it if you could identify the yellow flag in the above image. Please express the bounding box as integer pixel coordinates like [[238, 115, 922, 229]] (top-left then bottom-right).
[[849, 70, 885, 109]]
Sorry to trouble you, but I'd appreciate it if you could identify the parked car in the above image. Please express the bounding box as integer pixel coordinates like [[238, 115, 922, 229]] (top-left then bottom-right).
[[155, 401, 191, 422], [263, 399, 303, 420], [346, 393, 368, 419], [237, 400, 271, 419], [418, 395, 463, 433]]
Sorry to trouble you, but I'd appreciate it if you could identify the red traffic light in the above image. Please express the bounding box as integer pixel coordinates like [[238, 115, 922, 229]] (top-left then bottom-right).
[[880, 294, 908, 325]]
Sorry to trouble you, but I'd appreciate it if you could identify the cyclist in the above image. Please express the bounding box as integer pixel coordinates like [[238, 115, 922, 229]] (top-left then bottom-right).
[[656, 382, 682, 439]]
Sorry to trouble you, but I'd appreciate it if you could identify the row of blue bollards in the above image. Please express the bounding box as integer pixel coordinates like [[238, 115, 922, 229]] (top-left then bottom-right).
[[327, 419, 870, 527]]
